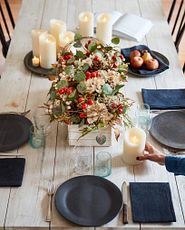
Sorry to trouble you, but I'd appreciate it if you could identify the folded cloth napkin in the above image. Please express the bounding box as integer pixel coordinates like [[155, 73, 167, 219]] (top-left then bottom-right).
[[142, 88, 185, 109], [130, 182, 176, 223], [0, 158, 25, 187], [121, 45, 169, 75]]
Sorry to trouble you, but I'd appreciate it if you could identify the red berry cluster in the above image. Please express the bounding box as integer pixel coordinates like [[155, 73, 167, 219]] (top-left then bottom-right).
[[78, 97, 94, 119], [58, 86, 74, 95], [111, 103, 123, 114], [85, 71, 99, 80]]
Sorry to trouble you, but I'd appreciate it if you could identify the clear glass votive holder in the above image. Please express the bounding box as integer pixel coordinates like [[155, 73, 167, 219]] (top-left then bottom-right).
[[29, 125, 45, 148], [33, 107, 51, 135], [136, 103, 151, 132], [95, 151, 112, 177], [70, 145, 92, 176]]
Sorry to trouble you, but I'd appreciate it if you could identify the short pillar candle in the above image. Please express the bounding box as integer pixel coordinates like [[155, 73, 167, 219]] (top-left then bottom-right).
[[123, 127, 146, 165], [96, 13, 112, 44], [78, 11, 94, 37], [39, 33, 56, 69], [32, 56, 40, 67], [50, 19, 66, 50], [59, 31, 75, 47], [32, 29, 47, 58]]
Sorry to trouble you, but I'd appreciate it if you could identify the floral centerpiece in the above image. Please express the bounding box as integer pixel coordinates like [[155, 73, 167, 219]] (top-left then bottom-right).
[[46, 35, 132, 141]]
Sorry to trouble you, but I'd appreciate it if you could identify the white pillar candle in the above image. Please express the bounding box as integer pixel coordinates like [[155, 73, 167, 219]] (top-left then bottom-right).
[[39, 33, 56, 69], [59, 31, 75, 47], [32, 29, 47, 58], [79, 11, 94, 37], [50, 19, 66, 50], [123, 127, 146, 165], [96, 13, 112, 44], [32, 56, 40, 67]]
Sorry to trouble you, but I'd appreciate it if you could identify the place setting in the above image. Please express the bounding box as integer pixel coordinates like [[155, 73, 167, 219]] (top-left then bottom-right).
[[141, 88, 185, 151]]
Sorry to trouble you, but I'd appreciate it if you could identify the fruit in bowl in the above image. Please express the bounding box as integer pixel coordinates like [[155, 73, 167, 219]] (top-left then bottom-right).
[[145, 58, 159, 70], [141, 50, 153, 63], [129, 49, 159, 71], [129, 49, 141, 59], [130, 56, 144, 68]]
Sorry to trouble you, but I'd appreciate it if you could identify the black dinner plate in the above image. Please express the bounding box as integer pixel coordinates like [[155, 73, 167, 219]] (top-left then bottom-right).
[[24, 51, 53, 77], [0, 114, 32, 151], [55, 175, 123, 226], [128, 51, 169, 77], [149, 111, 185, 150]]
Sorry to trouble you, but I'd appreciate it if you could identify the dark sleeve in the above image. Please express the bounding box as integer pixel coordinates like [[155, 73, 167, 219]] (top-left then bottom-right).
[[165, 156, 185, 176]]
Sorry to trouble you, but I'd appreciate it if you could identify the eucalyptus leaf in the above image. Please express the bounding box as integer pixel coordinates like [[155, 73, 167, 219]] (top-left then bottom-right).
[[67, 57, 75, 64], [112, 84, 124, 95], [88, 42, 97, 52], [55, 80, 68, 89], [64, 65, 74, 75], [76, 50, 86, 59], [68, 89, 76, 100], [102, 83, 113, 95], [77, 82, 86, 94], [111, 37, 120, 45], [74, 33, 83, 41], [82, 63, 89, 72], [61, 103, 65, 113], [74, 71, 86, 82], [50, 90, 56, 101]]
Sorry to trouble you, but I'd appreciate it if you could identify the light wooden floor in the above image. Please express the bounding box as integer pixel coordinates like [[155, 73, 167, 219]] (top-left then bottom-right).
[[0, 0, 184, 75]]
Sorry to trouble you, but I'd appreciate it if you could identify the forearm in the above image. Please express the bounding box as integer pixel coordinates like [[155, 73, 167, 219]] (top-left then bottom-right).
[[165, 156, 185, 176]]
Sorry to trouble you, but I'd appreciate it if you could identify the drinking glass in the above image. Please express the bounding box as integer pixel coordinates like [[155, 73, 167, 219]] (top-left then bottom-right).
[[69, 145, 92, 176], [29, 125, 45, 148], [33, 107, 51, 135], [135, 103, 151, 132], [95, 151, 112, 177]]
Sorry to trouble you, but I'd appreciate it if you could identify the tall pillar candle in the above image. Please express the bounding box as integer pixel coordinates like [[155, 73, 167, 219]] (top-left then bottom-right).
[[59, 31, 75, 47], [79, 11, 94, 37], [32, 29, 47, 58], [123, 127, 146, 165], [96, 13, 112, 44], [50, 19, 66, 50], [39, 34, 56, 69]]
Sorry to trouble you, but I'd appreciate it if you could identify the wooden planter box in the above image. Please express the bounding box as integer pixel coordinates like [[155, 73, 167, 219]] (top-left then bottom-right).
[[68, 125, 112, 146]]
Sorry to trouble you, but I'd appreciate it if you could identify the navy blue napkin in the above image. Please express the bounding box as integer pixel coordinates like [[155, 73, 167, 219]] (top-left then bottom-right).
[[121, 45, 169, 75], [0, 158, 25, 187], [130, 182, 176, 223], [142, 88, 185, 109]]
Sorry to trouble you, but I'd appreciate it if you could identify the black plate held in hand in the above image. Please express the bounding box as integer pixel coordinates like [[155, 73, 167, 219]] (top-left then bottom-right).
[[0, 114, 32, 151], [55, 175, 123, 226], [24, 51, 53, 77], [149, 111, 185, 150]]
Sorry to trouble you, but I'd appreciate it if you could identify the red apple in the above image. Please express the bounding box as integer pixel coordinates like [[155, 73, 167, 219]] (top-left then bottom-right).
[[129, 50, 141, 59], [130, 56, 144, 68], [145, 58, 159, 70]]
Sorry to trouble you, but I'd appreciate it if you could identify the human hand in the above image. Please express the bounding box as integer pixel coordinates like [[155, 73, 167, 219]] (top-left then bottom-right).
[[136, 143, 165, 165]]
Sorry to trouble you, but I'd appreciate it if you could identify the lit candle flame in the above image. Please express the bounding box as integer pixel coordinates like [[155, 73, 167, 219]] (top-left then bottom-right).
[[130, 135, 139, 144], [102, 16, 107, 22], [84, 15, 88, 21]]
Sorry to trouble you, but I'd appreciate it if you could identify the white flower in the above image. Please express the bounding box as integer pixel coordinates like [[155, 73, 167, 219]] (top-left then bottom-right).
[[85, 77, 105, 94]]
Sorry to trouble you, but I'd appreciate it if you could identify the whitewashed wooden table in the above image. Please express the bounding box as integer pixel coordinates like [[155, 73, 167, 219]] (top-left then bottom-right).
[[0, 0, 185, 229]]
